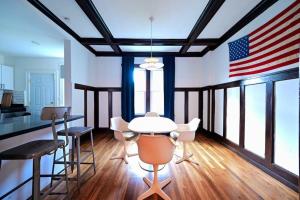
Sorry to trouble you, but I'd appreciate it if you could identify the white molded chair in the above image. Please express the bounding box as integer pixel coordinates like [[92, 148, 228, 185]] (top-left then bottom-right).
[[137, 135, 175, 200], [110, 117, 138, 164], [145, 112, 160, 117], [170, 118, 200, 165]]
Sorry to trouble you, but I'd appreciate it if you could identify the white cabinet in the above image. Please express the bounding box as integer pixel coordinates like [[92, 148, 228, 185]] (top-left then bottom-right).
[[0, 65, 14, 90]]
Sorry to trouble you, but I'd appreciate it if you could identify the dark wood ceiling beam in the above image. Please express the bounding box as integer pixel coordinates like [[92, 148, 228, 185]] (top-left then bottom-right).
[[180, 0, 225, 54], [27, 0, 97, 55], [95, 51, 203, 57], [75, 0, 122, 54], [81, 38, 219, 46], [200, 0, 278, 57]]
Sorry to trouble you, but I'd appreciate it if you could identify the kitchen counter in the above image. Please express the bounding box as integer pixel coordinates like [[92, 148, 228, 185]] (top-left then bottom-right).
[[0, 114, 83, 140]]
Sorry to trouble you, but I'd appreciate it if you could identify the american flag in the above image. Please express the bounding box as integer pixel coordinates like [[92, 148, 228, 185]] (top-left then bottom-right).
[[228, 0, 300, 78]]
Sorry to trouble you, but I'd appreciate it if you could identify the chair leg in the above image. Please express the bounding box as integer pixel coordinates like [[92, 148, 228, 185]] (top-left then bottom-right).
[[32, 157, 41, 200], [138, 165, 172, 200], [50, 150, 57, 187], [71, 137, 75, 173], [110, 141, 128, 164], [156, 188, 171, 200], [176, 142, 199, 165], [90, 131, 96, 174], [62, 146, 70, 199], [76, 136, 81, 190]]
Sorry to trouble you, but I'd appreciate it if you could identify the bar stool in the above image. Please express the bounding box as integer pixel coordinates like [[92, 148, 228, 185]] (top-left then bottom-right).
[[0, 107, 70, 200], [52, 125, 96, 190]]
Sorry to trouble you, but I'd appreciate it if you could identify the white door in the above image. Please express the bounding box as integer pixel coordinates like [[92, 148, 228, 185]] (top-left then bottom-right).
[[29, 73, 55, 115], [1, 65, 14, 90]]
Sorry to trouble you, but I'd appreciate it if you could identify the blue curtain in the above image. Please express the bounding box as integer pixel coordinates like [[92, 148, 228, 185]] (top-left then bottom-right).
[[163, 56, 175, 120], [121, 56, 135, 121]]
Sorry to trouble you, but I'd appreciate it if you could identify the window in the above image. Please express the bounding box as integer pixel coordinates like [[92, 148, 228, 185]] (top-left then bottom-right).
[[133, 66, 164, 115], [133, 68, 146, 114]]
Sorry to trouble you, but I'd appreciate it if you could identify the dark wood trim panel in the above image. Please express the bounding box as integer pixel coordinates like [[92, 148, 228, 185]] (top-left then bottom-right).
[[95, 51, 204, 57], [74, 83, 96, 91], [84, 89, 87, 126], [81, 38, 219, 46], [223, 88, 227, 139], [180, 0, 225, 53], [97, 87, 121, 92], [239, 85, 245, 148], [108, 91, 112, 128], [265, 81, 274, 166], [211, 89, 215, 133], [199, 90, 203, 130], [207, 89, 211, 131], [94, 91, 99, 129], [75, 0, 122, 54], [175, 88, 201, 92], [184, 91, 189, 123]]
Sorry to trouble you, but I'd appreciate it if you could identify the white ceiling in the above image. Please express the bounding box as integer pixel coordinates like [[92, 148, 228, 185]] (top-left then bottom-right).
[[0, 0, 65, 58], [41, 0, 103, 38], [198, 0, 261, 38], [120, 46, 182, 52], [92, 0, 209, 39], [91, 45, 114, 51], [187, 46, 207, 52]]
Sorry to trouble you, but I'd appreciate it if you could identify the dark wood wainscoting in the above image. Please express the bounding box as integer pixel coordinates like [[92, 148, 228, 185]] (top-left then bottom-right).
[[74, 67, 299, 192], [200, 68, 299, 192]]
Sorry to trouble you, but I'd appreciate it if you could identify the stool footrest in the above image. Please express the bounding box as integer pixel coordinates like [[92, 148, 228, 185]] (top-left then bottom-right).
[[55, 160, 94, 165], [67, 164, 95, 181], [41, 178, 65, 199], [0, 177, 32, 199]]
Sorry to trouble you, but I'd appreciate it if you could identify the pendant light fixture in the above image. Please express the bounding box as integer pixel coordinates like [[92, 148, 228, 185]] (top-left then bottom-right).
[[139, 17, 164, 70]]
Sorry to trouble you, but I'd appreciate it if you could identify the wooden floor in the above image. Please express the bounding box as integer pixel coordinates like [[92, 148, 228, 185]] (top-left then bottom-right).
[[48, 131, 298, 200]]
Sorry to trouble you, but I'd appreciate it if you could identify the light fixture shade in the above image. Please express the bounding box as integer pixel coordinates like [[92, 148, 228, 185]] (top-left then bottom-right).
[[139, 16, 164, 70], [139, 57, 164, 70]]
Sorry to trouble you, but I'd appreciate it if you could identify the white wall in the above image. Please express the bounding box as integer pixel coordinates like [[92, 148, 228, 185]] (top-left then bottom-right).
[[175, 57, 202, 87], [93, 57, 122, 87], [200, 0, 296, 85]]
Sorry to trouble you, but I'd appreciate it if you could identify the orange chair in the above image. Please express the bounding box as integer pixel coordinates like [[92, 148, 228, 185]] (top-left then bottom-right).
[[137, 135, 175, 200]]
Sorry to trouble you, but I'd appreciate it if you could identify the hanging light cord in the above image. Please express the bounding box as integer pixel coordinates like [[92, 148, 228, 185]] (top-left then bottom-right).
[[150, 16, 153, 58]]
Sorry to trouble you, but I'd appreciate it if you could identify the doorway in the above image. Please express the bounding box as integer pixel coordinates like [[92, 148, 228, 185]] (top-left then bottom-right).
[[28, 72, 55, 115]]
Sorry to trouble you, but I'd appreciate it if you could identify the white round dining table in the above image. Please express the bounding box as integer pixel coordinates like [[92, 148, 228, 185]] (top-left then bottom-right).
[[128, 116, 177, 134], [128, 116, 177, 172]]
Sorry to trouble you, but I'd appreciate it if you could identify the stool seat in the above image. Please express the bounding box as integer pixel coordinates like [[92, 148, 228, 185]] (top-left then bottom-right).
[[0, 140, 65, 160], [57, 126, 93, 136]]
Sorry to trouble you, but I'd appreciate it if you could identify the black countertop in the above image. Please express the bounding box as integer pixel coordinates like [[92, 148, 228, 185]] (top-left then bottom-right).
[[0, 115, 83, 140]]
